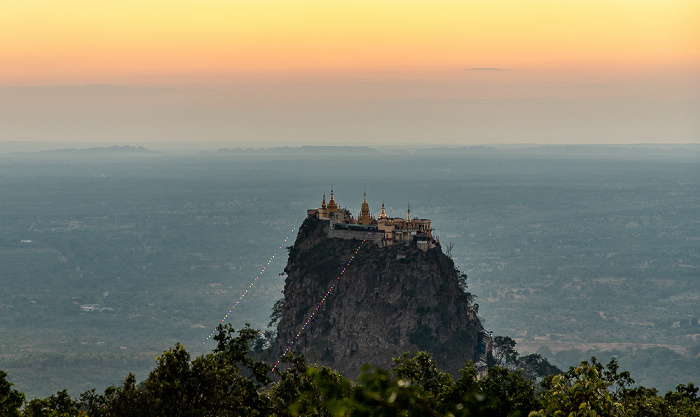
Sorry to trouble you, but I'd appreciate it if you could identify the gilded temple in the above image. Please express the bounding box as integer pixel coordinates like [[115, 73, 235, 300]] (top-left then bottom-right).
[[307, 190, 439, 251]]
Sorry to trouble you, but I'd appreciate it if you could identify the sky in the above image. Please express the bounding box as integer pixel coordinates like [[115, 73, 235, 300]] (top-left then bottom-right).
[[1, 1, 699, 147]]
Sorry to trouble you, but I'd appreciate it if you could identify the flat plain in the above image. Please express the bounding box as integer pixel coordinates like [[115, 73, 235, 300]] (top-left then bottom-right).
[[0, 146, 698, 398]]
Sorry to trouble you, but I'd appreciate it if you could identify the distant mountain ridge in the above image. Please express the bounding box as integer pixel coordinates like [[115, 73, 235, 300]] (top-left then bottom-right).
[[216, 146, 380, 156], [413, 144, 700, 159], [215, 144, 700, 160], [6, 145, 160, 157], [2, 143, 697, 159]]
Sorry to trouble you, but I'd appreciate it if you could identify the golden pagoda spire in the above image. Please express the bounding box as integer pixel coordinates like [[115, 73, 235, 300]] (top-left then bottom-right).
[[407, 203, 411, 221], [359, 192, 371, 225], [327, 188, 338, 213], [322, 193, 327, 209], [379, 201, 387, 219]]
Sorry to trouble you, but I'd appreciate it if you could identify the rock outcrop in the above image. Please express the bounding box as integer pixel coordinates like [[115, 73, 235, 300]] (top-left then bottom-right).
[[270, 217, 485, 377]]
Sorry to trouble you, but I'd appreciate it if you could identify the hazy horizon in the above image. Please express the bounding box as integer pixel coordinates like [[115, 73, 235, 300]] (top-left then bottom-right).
[[2, 68, 698, 146], [2, 1, 699, 146], [1, 141, 700, 157]]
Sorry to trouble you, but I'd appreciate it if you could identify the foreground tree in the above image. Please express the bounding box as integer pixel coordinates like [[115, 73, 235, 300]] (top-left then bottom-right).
[[662, 383, 700, 416], [531, 360, 625, 417], [386, 352, 539, 417], [139, 324, 272, 416], [81, 324, 272, 417], [518, 354, 563, 382], [492, 336, 519, 368], [0, 370, 25, 417], [23, 390, 80, 417], [4, 328, 698, 417], [475, 366, 541, 417], [313, 365, 441, 417], [392, 351, 454, 409], [266, 352, 351, 416]]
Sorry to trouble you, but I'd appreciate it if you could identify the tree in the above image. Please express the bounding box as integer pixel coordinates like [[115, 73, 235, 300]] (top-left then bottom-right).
[[0, 370, 24, 417], [435, 362, 480, 414], [143, 343, 195, 416], [6, 328, 694, 417], [321, 365, 441, 417], [268, 297, 285, 328], [23, 389, 80, 417], [599, 357, 634, 401], [252, 329, 275, 354], [269, 352, 351, 416], [94, 323, 274, 416], [101, 373, 145, 417], [622, 386, 669, 417], [78, 388, 108, 417], [391, 351, 454, 402], [457, 272, 470, 294], [517, 354, 562, 382], [663, 383, 700, 416], [433, 363, 541, 417], [446, 243, 455, 259], [475, 366, 541, 417], [142, 324, 272, 416], [531, 360, 625, 417], [492, 336, 519, 367]]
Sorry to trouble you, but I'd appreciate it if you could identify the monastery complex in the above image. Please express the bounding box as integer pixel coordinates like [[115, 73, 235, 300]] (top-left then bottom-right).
[[307, 190, 440, 251]]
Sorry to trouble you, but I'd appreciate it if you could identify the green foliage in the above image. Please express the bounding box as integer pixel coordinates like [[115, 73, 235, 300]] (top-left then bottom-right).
[[22, 389, 80, 417], [457, 271, 469, 294], [662, 383, 700, 416], [599, 357, 635, 401], [621, 386, 668, 417], [518, 354, 563, 382], [466, 366, 541, 417], [100, 373, 141, 417], [74, 324, 273, 417], [268, 352, 352, 416], [212, 323, 271, 385], [252, 330, 276, 355], [490, 336, 562, 383], [433, 363, 541, 417], [268, 297, 286, 328], [77, 389, 108, 417], [434, 363, 480, 414], [0, 370, 25, 417], [531, 360, 625, 417], [3, 331, 698, 417], [392, 351, 454, 409], [323, 365, 442, 417], [492, 335, 519, 367]]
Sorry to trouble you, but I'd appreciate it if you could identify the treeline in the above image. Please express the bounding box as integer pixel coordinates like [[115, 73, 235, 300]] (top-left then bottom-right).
[[1, 325, 698, 417]]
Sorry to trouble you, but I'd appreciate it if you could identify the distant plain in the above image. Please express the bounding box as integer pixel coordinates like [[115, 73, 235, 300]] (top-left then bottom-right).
[[0, 145, 698, 398]]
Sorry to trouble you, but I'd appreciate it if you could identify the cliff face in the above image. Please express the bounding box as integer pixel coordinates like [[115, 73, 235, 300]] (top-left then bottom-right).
[[271, 218, 484, 377]]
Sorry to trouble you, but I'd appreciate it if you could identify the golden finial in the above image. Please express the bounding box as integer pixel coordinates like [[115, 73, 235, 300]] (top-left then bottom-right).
[[379, 201, 387, 219], [327, 188, 338, 213], [359, 192, 371, 225], [407, 203, 411, 221]]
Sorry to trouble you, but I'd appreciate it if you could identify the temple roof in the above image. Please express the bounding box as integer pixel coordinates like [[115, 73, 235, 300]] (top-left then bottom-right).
[[327, 189, 338, 212]]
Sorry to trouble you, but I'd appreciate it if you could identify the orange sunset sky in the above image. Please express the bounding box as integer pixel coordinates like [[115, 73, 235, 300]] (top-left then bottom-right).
[[1, 0, 699, 146]]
